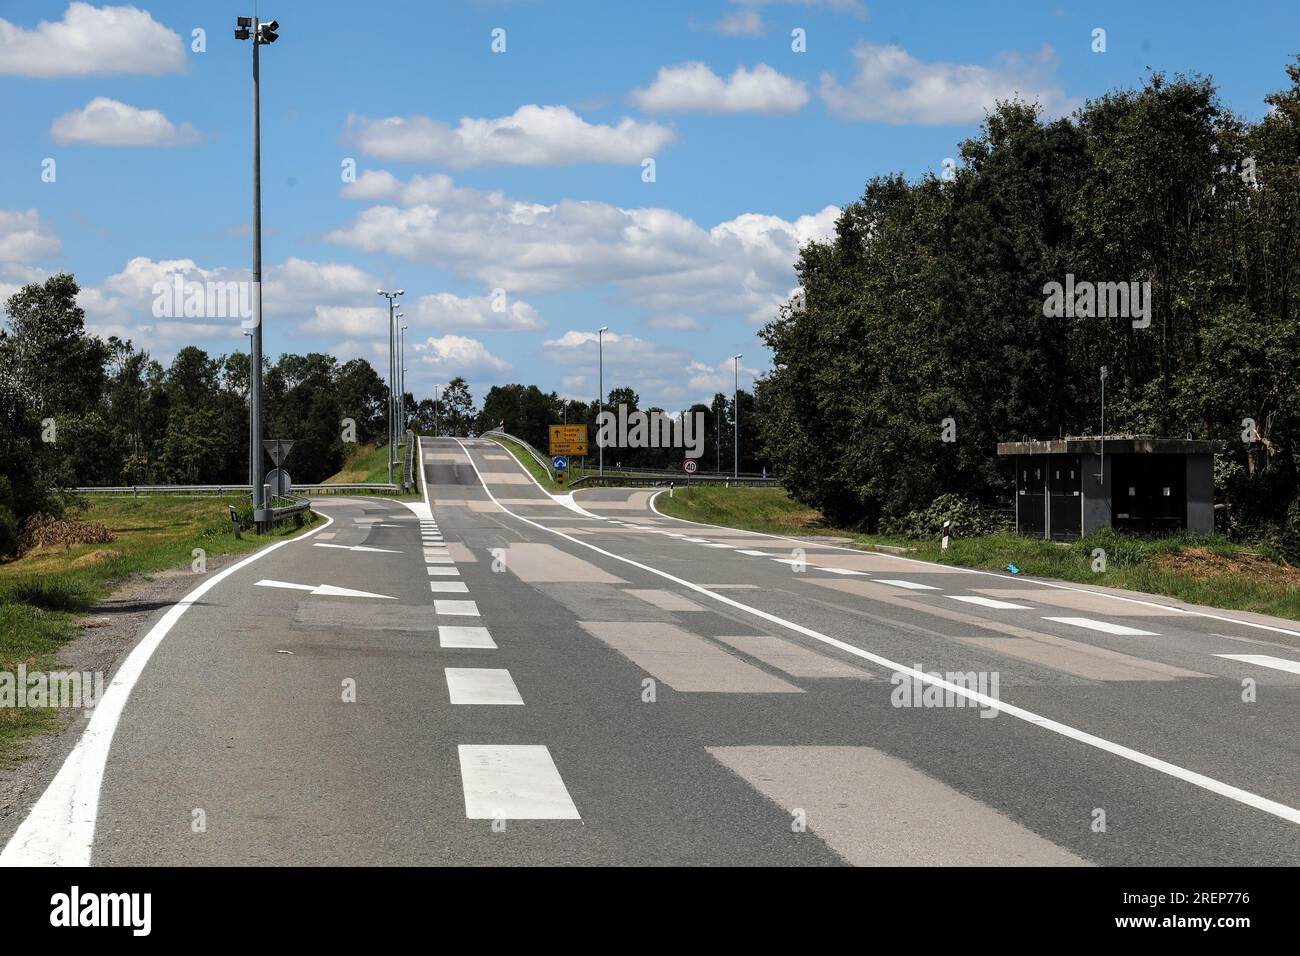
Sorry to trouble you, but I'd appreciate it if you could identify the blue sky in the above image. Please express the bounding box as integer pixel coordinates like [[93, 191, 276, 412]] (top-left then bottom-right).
[[3, 0, 1299, 409]]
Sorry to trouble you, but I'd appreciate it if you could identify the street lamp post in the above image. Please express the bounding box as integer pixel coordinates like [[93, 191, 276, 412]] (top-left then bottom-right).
[[732, 353, 742, 478], [433, 382, 442, 437], [399, 323, 408, 444], [377, 290, 403, 484], [234, 14, 279, 530], [597, 326, 608, 475], [242, 329, 253, 489]]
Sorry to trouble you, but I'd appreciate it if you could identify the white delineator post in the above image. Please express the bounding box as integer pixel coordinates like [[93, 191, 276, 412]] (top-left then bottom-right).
[[942, 520, 951, 550]]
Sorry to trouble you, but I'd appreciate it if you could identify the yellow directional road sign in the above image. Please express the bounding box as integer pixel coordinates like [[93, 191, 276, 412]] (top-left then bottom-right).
[[549, 425, 588, 456]]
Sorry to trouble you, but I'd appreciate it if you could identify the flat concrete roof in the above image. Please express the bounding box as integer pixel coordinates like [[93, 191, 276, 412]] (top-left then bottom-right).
[[997, 437, 1223, 456]]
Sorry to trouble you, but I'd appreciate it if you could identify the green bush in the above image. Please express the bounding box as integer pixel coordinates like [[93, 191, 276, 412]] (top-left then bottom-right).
[[880, 494, 1009, 540]]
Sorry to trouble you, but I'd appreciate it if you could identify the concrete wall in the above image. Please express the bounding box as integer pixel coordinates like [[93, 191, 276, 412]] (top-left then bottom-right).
[[1080, 453, 1110, 534], [1185, 453, 1215, 533]]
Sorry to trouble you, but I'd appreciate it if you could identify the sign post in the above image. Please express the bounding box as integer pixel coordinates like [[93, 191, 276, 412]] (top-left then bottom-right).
[[553, 455, 568, 486]]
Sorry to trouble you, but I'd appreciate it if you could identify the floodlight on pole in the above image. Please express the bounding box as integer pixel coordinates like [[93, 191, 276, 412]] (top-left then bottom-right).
[[235, 13, 281, 530], [597, 326, 609, 475], [732, 354, 742, 478]]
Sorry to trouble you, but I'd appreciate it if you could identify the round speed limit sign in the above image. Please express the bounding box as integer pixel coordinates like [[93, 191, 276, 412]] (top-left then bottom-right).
[[683, 459, 698, 474]]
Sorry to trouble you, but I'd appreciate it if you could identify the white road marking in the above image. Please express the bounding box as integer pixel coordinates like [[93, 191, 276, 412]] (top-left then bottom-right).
[[439, 625, 496, 648], [875, 579, 940, 591], [1044, 617, 1157, 636], [427, 566, 460, 576], [1214, 654, 1300, 675], [254, 579, 394, 599], [950, 595, 1033, 610], [313, 543, 402, 554], [446, 668, 524, 705], [822, 567, 869, 576], [463, 441, 1300, 828], [701, 542, 734, 548], [457, 745, 580, 819], [1, 510, 335, 866], [425, 556, 455, 564], [736, 549, 769, 556], [429, 581, 470, 593], [435, 599, 479, 616]]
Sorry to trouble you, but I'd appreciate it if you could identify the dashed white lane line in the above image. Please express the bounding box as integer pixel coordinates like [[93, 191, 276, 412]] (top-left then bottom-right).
[[446, 668, 524, 705], [430, 581, 470, 593], [435, 599, 480, 616], [439, 625, 496, 648], [458, 745, 580, 820], [736, 549, 769, 556], [822, 567, 870, 576], [875, 579, 940, 591], [701, 542, 734, 548], [425, 556, 455, 565], [1214, 654, 1300, 675], [950, 595, 1033, 610], [1044, 617, 1158, 636], [427, 566, 460, 576]]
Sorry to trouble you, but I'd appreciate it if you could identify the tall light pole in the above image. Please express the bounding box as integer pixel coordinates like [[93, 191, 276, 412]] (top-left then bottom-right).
[[732, 353, 742, 478], [399, 323, 408, 442], [597, 326, 608, 475], [377, 290, 403, 484], [242, 329, 253, 488], [234, 14, 279, 529], [433, 382, 443, 437]]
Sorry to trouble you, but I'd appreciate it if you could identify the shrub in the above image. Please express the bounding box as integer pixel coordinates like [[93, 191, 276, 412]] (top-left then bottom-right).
[[880, 493, 1009, 540]]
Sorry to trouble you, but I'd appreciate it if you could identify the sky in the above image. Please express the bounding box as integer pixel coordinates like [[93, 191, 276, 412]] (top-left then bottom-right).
[[3, 0, 1299, 411]]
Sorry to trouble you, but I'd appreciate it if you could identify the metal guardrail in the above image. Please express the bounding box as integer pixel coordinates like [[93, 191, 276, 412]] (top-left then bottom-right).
[[71, 482, 401, 495], [568, 475, 776, 489], [484, 429, 555, 476]]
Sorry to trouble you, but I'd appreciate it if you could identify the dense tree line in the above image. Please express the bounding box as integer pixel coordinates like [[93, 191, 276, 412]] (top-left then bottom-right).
[[0, 274, 391, 554], [475, 383, 766, 472], [759, 61, 1300, 552]]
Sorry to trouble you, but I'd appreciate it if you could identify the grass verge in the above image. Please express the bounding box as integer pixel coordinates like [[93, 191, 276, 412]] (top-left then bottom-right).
[[484, 433, 566, 493], [655, 486, 1300, 622], [0, 495, 318, 765]]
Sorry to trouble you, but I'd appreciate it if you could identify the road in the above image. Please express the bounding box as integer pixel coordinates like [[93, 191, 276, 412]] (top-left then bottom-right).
[[3, 435, 1299, 865]]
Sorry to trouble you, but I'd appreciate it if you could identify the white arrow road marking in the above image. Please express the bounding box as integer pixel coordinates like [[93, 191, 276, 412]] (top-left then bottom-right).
[[255, 579, 395, 599], [1215, 654, 1300, 675], [313, 543, 403, 554]]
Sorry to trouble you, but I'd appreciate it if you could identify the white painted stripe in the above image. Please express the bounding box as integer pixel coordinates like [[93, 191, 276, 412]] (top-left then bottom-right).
[[463, 441, 1300, 828], [736, 549, 769, 556], [446, 668, 524, 705], [425, 557, 455, 565], [427, 566, 460, 576], [1044, 617, 1157, 636], [0, 510, 335, 866], [430, 580, 470, 593], [435, 599, 479, 616], [822, 567, 869, 576], [1214, 654, 1300, 676], [645, 490, 1300, 642], [439, 625, 496, 648], [457, 745, 580, 819], [950, 595, 1033, 610], [876, 579, 940, 591]]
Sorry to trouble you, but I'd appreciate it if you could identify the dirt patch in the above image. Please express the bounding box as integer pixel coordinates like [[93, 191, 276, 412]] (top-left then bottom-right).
[[1155, 547, 1300, 587], [70, 548, 122, 568]]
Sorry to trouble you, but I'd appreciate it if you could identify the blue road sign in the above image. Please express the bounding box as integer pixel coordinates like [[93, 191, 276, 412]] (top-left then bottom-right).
[[553, 456, 568, 471]]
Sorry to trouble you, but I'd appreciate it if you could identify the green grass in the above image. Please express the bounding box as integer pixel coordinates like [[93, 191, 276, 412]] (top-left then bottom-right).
[[325, 442, 398, 484], [484, 433, 567, 492], [657, 486, 1300, 623], [0, 495, 318, 765]]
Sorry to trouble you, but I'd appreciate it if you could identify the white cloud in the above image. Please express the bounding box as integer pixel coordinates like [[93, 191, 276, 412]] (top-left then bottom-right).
[[50, 97, 199, 146], [700, 9, 765, 36], [644, 314, 704, 331], [408, 292, 544, 332], [733, 0, 867, 17], [819, 42, 1069, 125], [630, 62, 808, 114], [0, 3, 186, 78], [0, 209, 62, 262], [328, 171, 838, 324], [348, 104, 676, 167], [413, 334, 511, 374]]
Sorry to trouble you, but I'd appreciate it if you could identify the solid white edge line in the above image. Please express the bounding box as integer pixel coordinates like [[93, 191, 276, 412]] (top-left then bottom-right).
[[1, 507, 337, 866], [466, 441, 1300, 827], [637, 490, 1300, 641]]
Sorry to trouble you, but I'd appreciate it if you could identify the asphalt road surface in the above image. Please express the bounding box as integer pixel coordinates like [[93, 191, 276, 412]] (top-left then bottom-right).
[[3, 435, 1299, 865]]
